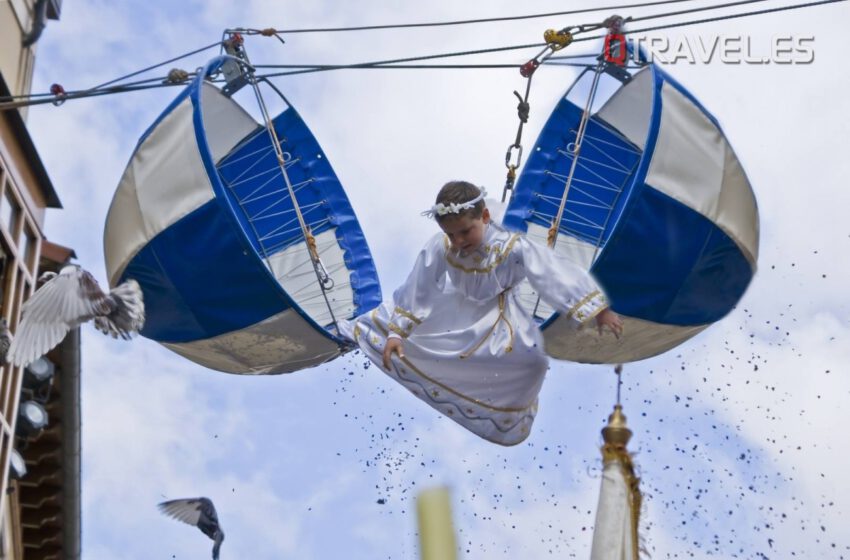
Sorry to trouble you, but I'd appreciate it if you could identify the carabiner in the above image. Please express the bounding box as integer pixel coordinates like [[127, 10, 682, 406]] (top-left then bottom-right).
[[505, 143, 524, 170]]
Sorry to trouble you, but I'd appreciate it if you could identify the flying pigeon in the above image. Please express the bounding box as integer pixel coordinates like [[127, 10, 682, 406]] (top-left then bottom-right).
[[6, 264, 145, 367], [159, 497, 225, 560]]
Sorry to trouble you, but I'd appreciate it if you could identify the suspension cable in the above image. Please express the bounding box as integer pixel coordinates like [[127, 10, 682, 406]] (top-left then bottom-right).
[[239, 0, 703, 34], [629, 0, 806, 23], [255, 63, 528, 70], [251, 0, 845, 78], [87, 41, 220, 91], [256, 41, 549, 78], [0, 73, 191, 102], [0, 80, 197, 110], [612, 0, 845, 37], [1, 0, 843, 110]]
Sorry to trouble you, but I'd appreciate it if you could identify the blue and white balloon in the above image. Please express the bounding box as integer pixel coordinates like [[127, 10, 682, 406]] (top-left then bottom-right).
[[504, 63, 759, 363], [104, 57, 381, 374]]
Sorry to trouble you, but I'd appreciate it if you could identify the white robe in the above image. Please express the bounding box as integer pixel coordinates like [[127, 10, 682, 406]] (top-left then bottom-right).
[[339, 222, 607, 445]]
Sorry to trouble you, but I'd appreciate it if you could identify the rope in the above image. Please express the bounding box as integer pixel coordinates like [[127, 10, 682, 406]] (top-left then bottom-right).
[[615, 363, 624, 405], [237, 37, 341, 331], [545, 13, 626, 250], [258, 27, 286, 45], [501, 83, 531, 202], [165, 68, 191, 84], [498, 19, 607, 203], [549, 61, 604, 248]]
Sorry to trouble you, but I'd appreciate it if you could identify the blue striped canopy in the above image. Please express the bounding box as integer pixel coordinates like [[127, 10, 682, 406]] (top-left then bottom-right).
[[504, 63, 759, 363], [104, 57, 381, 374]]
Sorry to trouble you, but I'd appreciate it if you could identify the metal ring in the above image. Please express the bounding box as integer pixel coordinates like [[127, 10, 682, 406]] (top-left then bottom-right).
[[505, 144, 524, 169]]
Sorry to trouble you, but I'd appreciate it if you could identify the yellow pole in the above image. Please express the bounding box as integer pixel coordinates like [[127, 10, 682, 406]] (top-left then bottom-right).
[[417, 486, 458, 560]]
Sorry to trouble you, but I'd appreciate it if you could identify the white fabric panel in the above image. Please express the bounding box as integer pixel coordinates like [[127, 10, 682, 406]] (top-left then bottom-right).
[[134, 98, 217, 241], [199, 83, 259, 164], [104, 163, 148, 286], [645, 82, 758, 262], [532, 222, 597, 270], [162, 308, 340, 374], [513, 223, 598, 321], [544, 314, 709, 364], [266, 229, 355, 327], [105, 97, 216, 285], [596, 67, 654, 150], [718, 141, 759, 263], [590, 461, 637, 560], [646, 82, 725, 210]]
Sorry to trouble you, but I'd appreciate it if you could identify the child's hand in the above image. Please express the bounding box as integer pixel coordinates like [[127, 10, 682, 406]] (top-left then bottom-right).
[[383, 337, 405, 370], [596, 308, 623, 339]]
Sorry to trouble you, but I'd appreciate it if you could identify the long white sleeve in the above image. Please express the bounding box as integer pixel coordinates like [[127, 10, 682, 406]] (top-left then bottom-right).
[[386, 234, 448, 339], [519, 236, 608, 327], [345, 224, 556, 445]]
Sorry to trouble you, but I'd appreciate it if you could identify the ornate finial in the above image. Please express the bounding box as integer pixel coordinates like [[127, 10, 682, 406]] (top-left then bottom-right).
[[603, 364, 631, 445], [602, 404, 632, 447]]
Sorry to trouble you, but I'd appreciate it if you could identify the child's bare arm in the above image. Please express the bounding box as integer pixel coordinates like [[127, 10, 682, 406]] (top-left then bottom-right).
[[383, 337, 405, 369], [596, 307, 623, 338]]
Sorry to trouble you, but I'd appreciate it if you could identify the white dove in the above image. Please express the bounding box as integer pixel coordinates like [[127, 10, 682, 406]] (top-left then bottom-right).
[[7, 265, 145, 367]]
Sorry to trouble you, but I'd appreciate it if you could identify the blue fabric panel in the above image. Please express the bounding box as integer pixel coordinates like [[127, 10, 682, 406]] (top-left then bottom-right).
[[121, 200, 292, 343], [591, 185, 753, 325], [517, 65, 756, 330], [215, 108, 381, 320], [119, 63, 381, 348], [503, 98, 642, 251], [188, 82, 344, 346]]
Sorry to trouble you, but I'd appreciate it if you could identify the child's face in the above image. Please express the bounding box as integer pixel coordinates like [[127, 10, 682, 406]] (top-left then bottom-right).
[[439, 208, 491, 252]]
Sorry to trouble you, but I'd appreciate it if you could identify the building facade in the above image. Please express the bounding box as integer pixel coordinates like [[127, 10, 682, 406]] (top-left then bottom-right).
[[0, 0, 81, 558]]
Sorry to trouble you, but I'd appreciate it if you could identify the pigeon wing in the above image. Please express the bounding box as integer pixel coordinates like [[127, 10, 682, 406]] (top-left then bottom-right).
[[94, 279, 145, 340], [158, 497, 213, 528], [8, 268, 113, 367]]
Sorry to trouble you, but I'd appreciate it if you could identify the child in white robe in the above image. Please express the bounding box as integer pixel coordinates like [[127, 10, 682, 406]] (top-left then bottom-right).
[[339, 181, 622, 446]]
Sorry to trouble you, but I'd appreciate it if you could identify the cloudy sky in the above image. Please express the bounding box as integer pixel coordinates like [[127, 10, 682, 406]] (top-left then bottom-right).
[[22, 1, 850, 558]]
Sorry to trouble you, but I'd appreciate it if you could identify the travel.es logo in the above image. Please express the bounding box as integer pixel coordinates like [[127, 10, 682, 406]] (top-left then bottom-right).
[[603, 34, 815, 65]]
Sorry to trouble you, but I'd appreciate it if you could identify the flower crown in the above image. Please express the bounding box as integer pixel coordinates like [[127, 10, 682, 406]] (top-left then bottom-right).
[[421, 187, 487, 219]]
